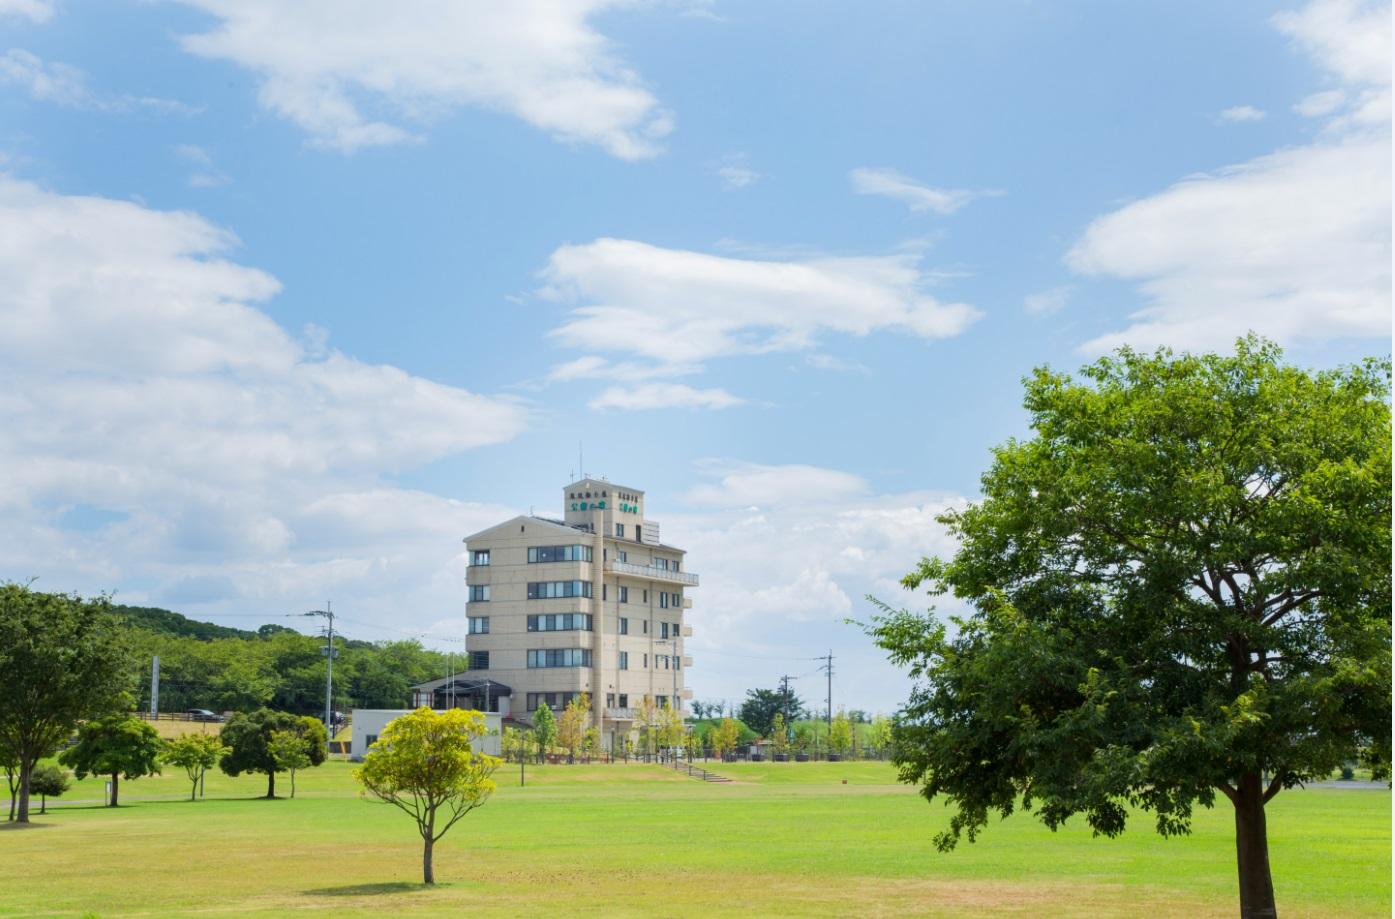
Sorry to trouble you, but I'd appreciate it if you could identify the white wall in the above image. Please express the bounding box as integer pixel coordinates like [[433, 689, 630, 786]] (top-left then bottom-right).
[[350, 709, 502, 761]]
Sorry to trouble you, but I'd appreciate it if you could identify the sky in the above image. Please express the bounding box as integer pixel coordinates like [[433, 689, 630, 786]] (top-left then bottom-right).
[[0, 0, 1389, 714]]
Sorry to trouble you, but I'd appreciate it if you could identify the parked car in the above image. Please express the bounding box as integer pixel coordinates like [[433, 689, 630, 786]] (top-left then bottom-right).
[[186, 709, 222, 722]]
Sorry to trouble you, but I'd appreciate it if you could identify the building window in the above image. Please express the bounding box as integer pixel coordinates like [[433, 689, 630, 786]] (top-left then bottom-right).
[[643, 653, 648, 669], [468, 651, 489, 670], [618, 693, 628, 708], [527, 648, 592, 668], [655, 558, 669, 571], [470, 549, 490, 566], [602, 584, 607, 601], [619, 651, 629, 670], [526, 580, 592, 600], [366, 733, 379, 748], [674, 655, 681, 671], [642, 620, 648, 635], [527, 545, 594, 563], [660, 622, 669, 639], [643, 590, 648, 603], [657, 695, 667, 709], [606, 693, 615, 708], [468, 616, 489, 634], [617, 550, 627, 563], [615, 523, 625, 539], [469, 585, 490, 602], [659, 592, 669, 609], [527, 692, 579, 711], [527, 613, 592, 632], [618, 586, 628, 603], [619, 617, 628, 635], [671, 592, 681, 606]]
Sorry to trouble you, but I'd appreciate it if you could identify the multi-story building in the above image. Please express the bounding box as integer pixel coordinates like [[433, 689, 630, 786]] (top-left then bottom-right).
[[421, 477, 695, 751]]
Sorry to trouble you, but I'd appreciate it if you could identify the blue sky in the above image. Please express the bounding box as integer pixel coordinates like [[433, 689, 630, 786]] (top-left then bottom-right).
[[0, 0, 1389, 713]]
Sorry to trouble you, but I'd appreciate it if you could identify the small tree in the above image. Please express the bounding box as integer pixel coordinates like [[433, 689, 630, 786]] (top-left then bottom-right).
[[792, 723, 813, 756], [634, 695, 659, 760], [770, 713, 790, 757], [500, 726, 525, 763], [712, 718, 740, 760], [268, 730, 312, 798], [163, 733, 227, 801], [220, 709, 327, 798], [531, 703, 557, 762], [658, 702, 683, 756], [869, 715, 894, 760], [557, 694, 591, 763], [583, 726, 600, 762], [684, 728, 702, 761], [355, 707, 501, 885], [58, 714, 162, 807], [829, 710, 853, 757], [28, 764, 69, 815]]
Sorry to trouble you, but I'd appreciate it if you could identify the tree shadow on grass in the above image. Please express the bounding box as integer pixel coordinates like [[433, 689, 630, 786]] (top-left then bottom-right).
[[303, 882, 424, 897], [0, 821, 58, 830]]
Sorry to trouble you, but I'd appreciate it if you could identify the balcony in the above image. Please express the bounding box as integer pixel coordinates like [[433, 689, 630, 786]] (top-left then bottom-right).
[[682, 655, 693, 668], [681, 625, 693, 638], [605, 559, 699, 586], [605, 707, 635, 721], [681, 598, 693, 609]]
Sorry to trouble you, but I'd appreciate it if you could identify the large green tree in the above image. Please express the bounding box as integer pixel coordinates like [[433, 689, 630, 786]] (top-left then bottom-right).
[[219, 709, 327, 798], [866, 339, 1390, 919], [0, 585, 132, 822], [738, 687, 803, 737], [59, 715, 163, 807]]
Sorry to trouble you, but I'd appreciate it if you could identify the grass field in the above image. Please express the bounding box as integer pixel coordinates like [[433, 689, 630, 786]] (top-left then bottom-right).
[[2, 759, 1387, 918]]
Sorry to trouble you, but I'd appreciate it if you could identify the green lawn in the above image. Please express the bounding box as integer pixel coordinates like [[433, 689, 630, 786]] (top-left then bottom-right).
[[2, 760, 1387, 918]]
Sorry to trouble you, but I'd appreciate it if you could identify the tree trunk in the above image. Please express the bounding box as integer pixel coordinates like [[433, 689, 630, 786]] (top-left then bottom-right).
[[109, 772, 119, 807], [1233, 773, 1278, 919], [39, 794, 46, 815], [266, 771, 276, 799], [422, 834, 434, 885], [15, 760, 32, 823], [290, 768, 296, 799]]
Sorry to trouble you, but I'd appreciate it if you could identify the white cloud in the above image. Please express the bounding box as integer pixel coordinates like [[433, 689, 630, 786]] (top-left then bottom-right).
[[175, 143, 231, 188], [849, 167, 999, 215], [1067, 0, 1390, 353], [804, 353, 869, 374], [0, 48, 197, 113], [1218, 104, 1266, 122], [0, 176, 529, 624], [683, 461, 868, 508], [588, 382, 744, 411], [172, 0, 673, 158], [0, 0, 51, 22], [1023, 286, 1071, 317], [716, 164, 760, 189], [546, 355, 700, 383], [540, 238, 982, 367], [1294, 89, 1346, 116], [0, 49, 86, 105], [665, 469, 970, 708]]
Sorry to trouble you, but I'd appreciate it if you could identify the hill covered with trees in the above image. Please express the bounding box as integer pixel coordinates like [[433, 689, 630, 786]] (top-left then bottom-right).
[[118, 605, 455, 716]]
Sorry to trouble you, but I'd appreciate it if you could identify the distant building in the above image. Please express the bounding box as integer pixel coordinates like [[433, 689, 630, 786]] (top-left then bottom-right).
[[349, 708, 502, 761], [424, 477, 695, 752]]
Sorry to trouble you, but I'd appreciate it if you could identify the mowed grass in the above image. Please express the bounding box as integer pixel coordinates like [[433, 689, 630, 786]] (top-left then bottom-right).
[[1, 760, 1387, 918]]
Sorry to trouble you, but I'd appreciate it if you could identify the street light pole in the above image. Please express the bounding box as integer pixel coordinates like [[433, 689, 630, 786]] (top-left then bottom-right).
[[300, 603, 336, 733]]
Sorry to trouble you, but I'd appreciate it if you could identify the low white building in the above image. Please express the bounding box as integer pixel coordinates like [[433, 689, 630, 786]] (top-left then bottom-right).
[[349, 709, 502, 761]]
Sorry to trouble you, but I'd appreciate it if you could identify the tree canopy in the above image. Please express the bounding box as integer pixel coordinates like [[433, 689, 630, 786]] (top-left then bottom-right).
[[220, 709, 327, 798], [738, 687, 803, 737], [0, 585, 132, 822], [163, 733, 227, 801], [354, 707, 501, 884], [866, 339, 1391, 919], [59, 714, 163, 807]]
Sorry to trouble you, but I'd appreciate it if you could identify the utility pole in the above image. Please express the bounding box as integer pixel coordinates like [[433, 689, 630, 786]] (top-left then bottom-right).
[[822, 651, 834, 733], [150, 656, 160, 717], [299, 603, 337, 734], [778, 674, 792, 729]]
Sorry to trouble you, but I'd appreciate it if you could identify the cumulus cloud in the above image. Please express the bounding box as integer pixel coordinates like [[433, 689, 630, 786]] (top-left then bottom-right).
[[540, 238, 982, 367], [1067, 0, 1391, 353], [683, 461, 868, 507], [588, 382, 744, 411], [0, 177, 529, 624], [1217, 104, 1266, 122], [0, 0, 51, 22], [172, 0, 673, 157], [664, 466, 969, 706], [1023, 286, 1071, 317], [849, 167, 999, 215], [175, 143, 231, 188]]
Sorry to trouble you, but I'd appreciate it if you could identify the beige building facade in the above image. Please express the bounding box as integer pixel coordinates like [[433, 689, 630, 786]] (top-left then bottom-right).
[[456, 478, 695, 750]]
